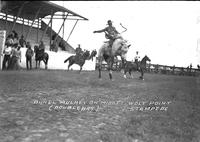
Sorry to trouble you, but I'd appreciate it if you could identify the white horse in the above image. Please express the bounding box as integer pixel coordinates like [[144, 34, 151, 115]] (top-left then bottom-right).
[[97, 37, 131, 80]]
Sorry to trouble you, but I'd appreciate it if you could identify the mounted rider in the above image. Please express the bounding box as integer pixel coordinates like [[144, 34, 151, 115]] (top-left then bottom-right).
[[93, 20, 122, 51], [38, 41, 45, 56], [75, 44, 83, 56]]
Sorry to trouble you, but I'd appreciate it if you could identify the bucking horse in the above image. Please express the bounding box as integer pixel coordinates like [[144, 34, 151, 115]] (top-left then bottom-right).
[[97, 35, 131, 80]]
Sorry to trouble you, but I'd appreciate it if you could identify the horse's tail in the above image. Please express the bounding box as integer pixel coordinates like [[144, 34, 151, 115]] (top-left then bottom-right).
[[64, 56, 72, 63]]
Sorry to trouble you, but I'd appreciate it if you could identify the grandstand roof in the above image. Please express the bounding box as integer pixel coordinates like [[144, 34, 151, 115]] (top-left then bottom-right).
[[0, 1, 88, 20]]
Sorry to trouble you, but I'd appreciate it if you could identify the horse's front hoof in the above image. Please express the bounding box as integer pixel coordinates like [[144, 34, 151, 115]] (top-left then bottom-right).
[[123, 75, 127, 79], [139, 76, 144, 80]]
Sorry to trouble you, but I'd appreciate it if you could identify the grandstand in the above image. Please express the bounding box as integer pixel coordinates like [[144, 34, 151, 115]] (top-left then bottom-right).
[[0, 1, 97, 70], [0, 1, 88, 51]]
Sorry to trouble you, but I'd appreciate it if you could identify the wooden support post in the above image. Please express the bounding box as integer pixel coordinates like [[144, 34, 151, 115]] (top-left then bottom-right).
[[40, 17, 52, 43], [22, 18, 24, 36], [5, 13, 7, 32], [67, 19, 78, 42], [25, 6, 41, 41], [54, 14, 68, 42], [37, 18, 39, 43], [62, 12, 65, 39], [50, 11, 53, 47]]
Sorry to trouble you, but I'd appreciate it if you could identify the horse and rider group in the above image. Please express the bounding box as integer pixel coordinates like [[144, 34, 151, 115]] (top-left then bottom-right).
[[2, 20, 151, 80], [2, 30, 48, 70], [93, 20, 151, 80]]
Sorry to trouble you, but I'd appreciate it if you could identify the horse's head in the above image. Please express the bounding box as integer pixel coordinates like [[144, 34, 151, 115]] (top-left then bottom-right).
[[143, 55, 151, 62], [83, 50, 90, 59], [34, 45, 39, 53], [90, 50, 97, 59], [119, 40, 131, 60]]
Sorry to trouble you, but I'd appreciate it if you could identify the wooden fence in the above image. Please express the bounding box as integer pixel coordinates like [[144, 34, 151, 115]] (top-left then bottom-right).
[[95, 57, 200, 77]]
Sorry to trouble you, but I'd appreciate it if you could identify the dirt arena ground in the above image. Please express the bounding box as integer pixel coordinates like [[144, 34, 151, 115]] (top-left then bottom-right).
[[0, 70, 199, 142]]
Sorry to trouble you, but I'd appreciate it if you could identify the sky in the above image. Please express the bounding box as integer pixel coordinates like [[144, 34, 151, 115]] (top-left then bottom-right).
[[50, 1, 200, 68]]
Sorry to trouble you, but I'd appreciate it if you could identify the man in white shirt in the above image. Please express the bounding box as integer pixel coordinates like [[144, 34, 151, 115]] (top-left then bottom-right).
[[134, 51, 140, 71]]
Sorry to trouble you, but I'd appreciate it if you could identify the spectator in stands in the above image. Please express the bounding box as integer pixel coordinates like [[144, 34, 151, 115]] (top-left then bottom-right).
[[7, 32, 14, 40], [19, 35, 26, 48], [11, 31, 18, 38], [58, 39, 65, 51], [50, 40, 58, 52], [134, 51, 140, 71], [10, 30, 19, 46], [25, 43, 34, 70], [16, 45, 22, 69], [2, 39, 13, 70]]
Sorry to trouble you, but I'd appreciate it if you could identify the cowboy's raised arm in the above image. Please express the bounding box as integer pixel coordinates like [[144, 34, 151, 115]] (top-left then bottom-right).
[[93, 28, 107, 33]]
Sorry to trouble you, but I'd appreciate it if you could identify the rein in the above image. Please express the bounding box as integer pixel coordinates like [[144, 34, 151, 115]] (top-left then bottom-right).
[[120, 23, 127, 34]]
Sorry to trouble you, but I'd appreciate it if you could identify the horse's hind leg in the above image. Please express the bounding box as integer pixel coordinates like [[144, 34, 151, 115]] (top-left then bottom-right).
[[45, 62, 48, 70], [98, 58, 102, 79], [68, 64, 72, 71], [35, 61, 37, 69], [79, 66, 83, 74], [124, 70, 127, 78], [43, 59, 48, 70], [39, 61, 41, 69], [129, 70, 133, 79], [99, 66, 102, 79]]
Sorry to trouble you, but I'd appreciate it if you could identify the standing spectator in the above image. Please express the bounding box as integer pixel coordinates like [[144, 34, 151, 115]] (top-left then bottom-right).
[[9, 43, 21, 70], [9, 44, 18, 70], [16, 45, 22, 70], [134, 51, 140, 71], [2, 40, 12, 70], [25, 43, 34, 70], [189, 63, 192, 73], [19, 35, 26, 48], [26, 42, 31, 48]]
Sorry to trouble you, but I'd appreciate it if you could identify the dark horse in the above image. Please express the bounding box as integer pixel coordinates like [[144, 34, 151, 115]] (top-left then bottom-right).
[[123, 55, 151, 80], [34, 45, 49, 69], [64, 50, 95, 72]]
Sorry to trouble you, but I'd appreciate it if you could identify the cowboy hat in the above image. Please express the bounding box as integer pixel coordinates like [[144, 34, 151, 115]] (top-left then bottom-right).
[[107, 20, 113, 25]]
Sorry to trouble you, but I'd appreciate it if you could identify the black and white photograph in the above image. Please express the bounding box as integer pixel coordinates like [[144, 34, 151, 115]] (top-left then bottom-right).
[[0, 1, 200, 142]]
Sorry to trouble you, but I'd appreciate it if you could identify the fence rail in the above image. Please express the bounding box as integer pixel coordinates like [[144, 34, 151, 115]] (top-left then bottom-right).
[[95, 57, 200, 76]]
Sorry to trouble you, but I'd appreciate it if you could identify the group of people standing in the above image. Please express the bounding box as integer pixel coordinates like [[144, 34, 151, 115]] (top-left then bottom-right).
[[2, 30, 45, 70], [2, 31, 22, 70]]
